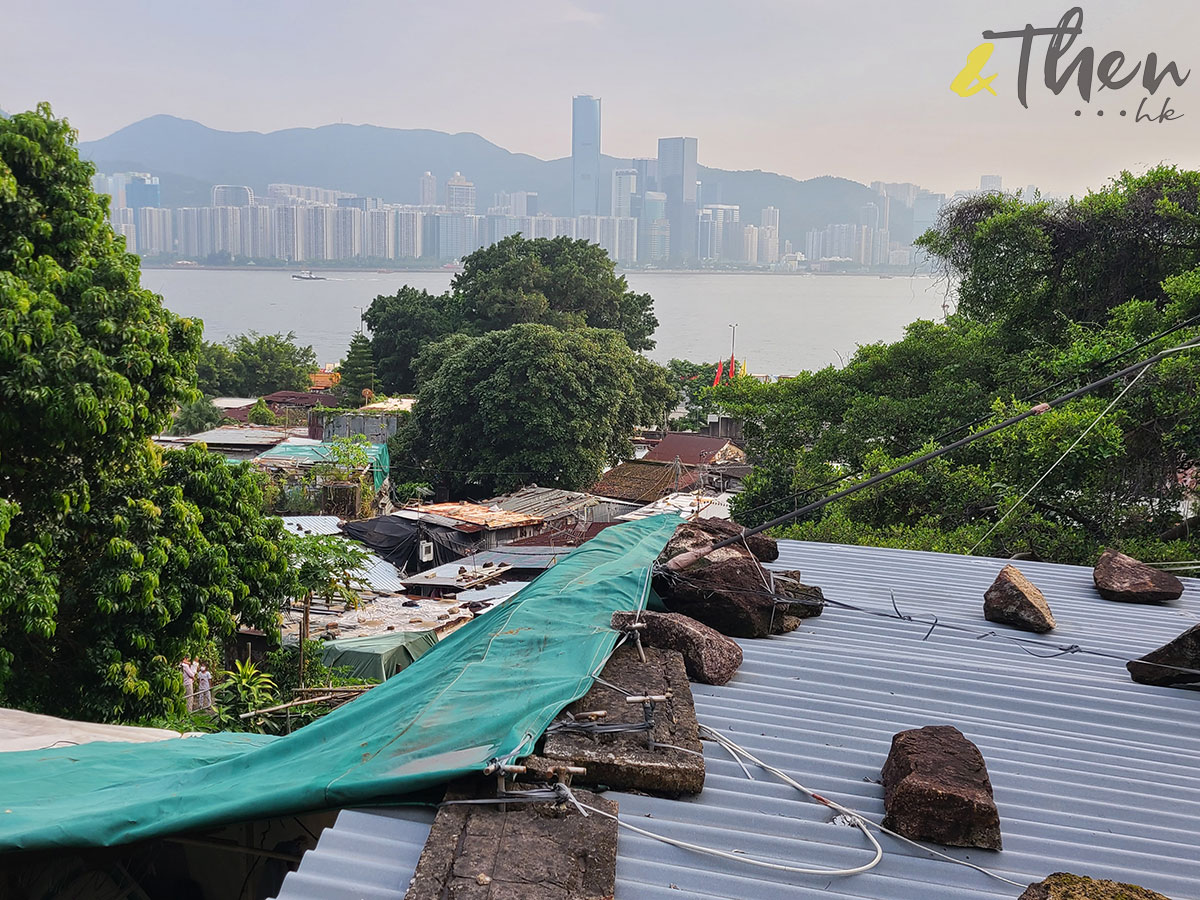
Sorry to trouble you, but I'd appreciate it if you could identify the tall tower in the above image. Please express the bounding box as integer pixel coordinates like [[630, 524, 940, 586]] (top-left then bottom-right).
[[572, 95, 602, 217], [419, 171, 437, 206], [611, 169, 637, 219], [445, 172, 476, 214], [657, 137, 698, 263]]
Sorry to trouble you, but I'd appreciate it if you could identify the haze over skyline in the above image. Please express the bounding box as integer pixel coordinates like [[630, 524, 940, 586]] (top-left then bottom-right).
[[4, 0, 1198, 196]]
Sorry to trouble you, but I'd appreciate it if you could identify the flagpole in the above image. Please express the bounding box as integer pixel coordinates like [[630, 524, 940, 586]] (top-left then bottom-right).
[[729, 323, 737, 363]]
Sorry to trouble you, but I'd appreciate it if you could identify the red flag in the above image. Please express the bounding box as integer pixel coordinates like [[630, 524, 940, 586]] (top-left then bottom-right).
[[729, 354, 736, 380], [712, 360, 723, 386]]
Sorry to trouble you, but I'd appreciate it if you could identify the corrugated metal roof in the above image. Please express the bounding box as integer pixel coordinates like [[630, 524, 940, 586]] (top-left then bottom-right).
[[272, 541, 1200, 899], [611, 542, 1200, 899], [273, 807, 435, 900], [178, 425, 290, 447], [483, 486, 601, 519], [643, 433, 744, 466]]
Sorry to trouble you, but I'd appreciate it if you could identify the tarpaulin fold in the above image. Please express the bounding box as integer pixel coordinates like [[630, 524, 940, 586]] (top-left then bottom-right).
[[0, 515, 677, 852]]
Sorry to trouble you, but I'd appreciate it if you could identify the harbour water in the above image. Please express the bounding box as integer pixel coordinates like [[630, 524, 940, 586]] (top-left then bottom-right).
[[139, 268, 953, 377]]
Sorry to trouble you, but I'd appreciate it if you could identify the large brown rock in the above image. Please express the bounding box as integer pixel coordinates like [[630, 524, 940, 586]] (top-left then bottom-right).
[[881, 725, 1002, 850], [1019, 872, 1173, 899], [1093, 549, 1184, 604], [653, 555, 811, 638], [612, 610, 743, 685], [984, 564, 1056, 633], [662, 518, 779, 564], [772, 570, 826, 618], [1126, 624, 1200, 687]]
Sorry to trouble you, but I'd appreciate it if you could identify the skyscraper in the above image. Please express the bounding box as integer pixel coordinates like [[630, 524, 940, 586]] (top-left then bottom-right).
[[761, 206, 780, 230], [445, 172, 476, 214], [611, 169, 637, 219], [572, 95, 601, 217], [980, 174, 1003, 193], [419, 171, 437, 206], [125, 174, 160, 211], [212, 185, 254, 206], [657, 137, 698, 263]]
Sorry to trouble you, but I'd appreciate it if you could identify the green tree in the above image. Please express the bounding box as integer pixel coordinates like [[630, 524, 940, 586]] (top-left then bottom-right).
[[452, 235, 658, 350], [362, 286, 459, 393], [394, 324, 675, 496], [288, 533, 371, 686], [0, 106, 296, 719], [336, 332, 376, 405], [196, 331, 318, 396], [171, 398, 224, 435], [247, 397, 279, 425], [716, 168, 1200, 565]]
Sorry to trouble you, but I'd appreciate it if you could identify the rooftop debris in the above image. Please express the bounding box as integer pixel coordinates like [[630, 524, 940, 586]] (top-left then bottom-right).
[[405, 778, 618, 900], [1092, 549, 1184, 604], [881, 725, 1002, 851], [529, 645, 705, 796], [1018, 872, 1173, 899], [611, 610, 743, 685], [1126, 624, 1200, 687], [984, 564, 1057, 633], [591, 459, 700, 503], [398, 502, 543, 531]]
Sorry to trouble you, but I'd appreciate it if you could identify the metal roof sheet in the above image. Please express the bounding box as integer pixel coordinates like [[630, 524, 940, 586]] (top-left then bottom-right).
[[483, 486, 601, 519], [275, 541, 1200, 899], [611, 542, 1200, 899], [643, 433, 743, 466], [280, 517, 406, 594], [178, 425, 290, 447]]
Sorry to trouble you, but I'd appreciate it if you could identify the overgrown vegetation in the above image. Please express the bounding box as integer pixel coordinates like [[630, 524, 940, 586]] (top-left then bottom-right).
[[197, 330, 318, 397], [714, 168, 1200, 565]]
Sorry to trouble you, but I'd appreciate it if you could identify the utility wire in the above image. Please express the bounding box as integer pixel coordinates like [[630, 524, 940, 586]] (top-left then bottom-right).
[[730, 312, 1200, 523], [701, 337, 1200, 555]]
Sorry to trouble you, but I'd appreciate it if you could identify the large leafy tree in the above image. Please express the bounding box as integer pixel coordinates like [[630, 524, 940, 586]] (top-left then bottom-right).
[[717, 168, 1200, 565], [451, 235, 658, 350], [362, 235, 660, 392], [0, 105, 296, 719], [394, 324, 675, 496], [197, 330, 318, 396]]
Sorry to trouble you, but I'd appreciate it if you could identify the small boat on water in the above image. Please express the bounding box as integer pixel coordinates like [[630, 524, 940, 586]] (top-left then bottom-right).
[[291, 270, 326, 281]]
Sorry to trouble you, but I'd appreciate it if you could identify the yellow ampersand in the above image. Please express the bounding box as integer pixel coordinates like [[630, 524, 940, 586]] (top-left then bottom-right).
[[951, 42, 998, 96]]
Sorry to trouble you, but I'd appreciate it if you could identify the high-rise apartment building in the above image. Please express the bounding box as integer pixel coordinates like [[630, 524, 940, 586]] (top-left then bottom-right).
[[980, 174, 1003, 193], [701, 204, 740, 261], [419, 171, 437, 206], [761, 206, 780, 230], [657, 137, 698, 263], [632, 158, 658, 194], [572, 95, 602, 217], [611, 169, 637, 219], [212, 185, 254, 207], [445, 172, 476, 215], [126, 174, 160, 211], [395, 210, 423, 259]]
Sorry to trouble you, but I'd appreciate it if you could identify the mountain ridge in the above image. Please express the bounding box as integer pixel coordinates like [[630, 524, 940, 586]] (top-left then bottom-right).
[[79, 115, 888, 246]]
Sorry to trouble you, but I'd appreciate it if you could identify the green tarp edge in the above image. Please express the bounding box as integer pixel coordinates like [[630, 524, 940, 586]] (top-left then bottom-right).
[[0, 515, 678, 852]]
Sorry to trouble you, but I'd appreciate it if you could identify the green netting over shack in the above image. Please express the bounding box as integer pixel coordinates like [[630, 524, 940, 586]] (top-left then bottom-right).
[[0, 515, 678, 853], [253, 440, 390, 491]]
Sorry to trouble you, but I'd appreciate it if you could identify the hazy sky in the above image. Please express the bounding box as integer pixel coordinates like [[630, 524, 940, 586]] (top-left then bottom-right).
[[3, 0, 1198, 195]]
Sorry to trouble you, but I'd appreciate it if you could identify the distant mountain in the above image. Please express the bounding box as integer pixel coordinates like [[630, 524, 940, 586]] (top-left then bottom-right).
[[79, 115, 879, 247]]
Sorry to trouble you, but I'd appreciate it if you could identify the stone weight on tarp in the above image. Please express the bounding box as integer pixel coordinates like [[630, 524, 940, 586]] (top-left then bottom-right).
[[1093, 548, 1184, 604], [661, 517, 779, 564], [881, 724, 1002, 850], [984, 564, 1056, 633], [1126, 624, 1200, 687], [1019, 872, 1174, 899], [611, 610, 743, 685]]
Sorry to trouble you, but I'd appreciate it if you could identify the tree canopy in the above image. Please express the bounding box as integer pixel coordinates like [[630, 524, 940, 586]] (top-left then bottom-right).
[[392, 324, 675, 496], [715, 167, 1200, 565], [336, 331, 376, 405], [363, 235, 659, 393], [0, 105, 296, 720], [197, 330, 318, 397]]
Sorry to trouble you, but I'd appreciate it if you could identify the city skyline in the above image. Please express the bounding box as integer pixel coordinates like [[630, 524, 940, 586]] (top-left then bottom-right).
[[4, 1, 1198, 197]]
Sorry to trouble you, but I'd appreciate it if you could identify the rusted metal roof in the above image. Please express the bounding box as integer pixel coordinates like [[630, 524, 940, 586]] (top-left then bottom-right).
[[482, 486, 601, 520], [592, 460, 699, 503], [261, 390, 334, 408], [642, 433, 745, 466], [398, 502, 543, 530]]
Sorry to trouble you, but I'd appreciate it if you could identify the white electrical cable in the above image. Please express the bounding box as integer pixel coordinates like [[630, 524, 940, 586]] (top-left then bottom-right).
[[699, 725, 1026, 889]]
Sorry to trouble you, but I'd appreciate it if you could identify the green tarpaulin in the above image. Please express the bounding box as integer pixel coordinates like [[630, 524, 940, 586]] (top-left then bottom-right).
[[321, 629, 440, 682], [0, 515, 677, 852], [253, 441, 391, 491]]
